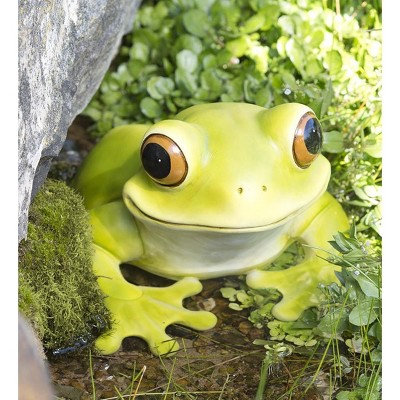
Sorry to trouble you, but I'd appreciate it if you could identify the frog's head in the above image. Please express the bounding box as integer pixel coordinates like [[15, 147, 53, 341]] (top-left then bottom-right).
[[123, 103, 330, 231]]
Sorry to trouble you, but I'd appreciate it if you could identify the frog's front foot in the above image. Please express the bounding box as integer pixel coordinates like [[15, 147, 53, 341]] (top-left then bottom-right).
[[95, 277, 217, 356], [246, 258, 340, 321]]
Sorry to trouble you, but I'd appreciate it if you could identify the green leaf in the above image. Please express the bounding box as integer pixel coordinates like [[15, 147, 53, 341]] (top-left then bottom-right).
[[330, 231, 352, 253], [129, 42, 149, 63], [323, 130, 344, 153], [220, 287, 238, 301], [174, 34, 203, 55], [229, 303, 244, 311], [336, 391, 353, 400], [175, 68, 198, 95], [363, 132, 382, 158], [349, 299, 379, 326], [317, 308, 348, 334], [176, 50, 198, 73], [308, 29, 324, 47], [324, 50, 343, 75], [278, 15, 295, 35], [240, 14, 266, 34], [280, 71, 298, 90], [319, 80, 334, 117], [226, 36, 251, 58], [285, 38, 305, 75], [247, 44, 269, 74], [82, 106, 102, 121], [224, 76, 245, 102], [202, 54, 217, 69], [359, 204, 382, 235], [353, 185, 381, 205], [305, 58, 323, 77], [255, 87, 272, 108], [200, 70, 223, 97], [140, 97, 162, 119], [352, 273, 380, 298], [100, 91, 123, 105], [113, 64, 133, 85], [147, 77, 175, 100], [127, 60, 146, 79], [182, 9, 210, 38], [276, 36, 288, 57]]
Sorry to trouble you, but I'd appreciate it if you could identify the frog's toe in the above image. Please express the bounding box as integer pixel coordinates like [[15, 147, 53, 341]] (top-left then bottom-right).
[[270, 295, 318, 321], [95, 329, 124, 355], [94, 277, 218, 356], [246, 261, 333, 321], [147, 334, 180, 356], [271, 303, 302, 322], [142, 277, 204, 306], [176, 309, 218, 331], [169, 276, 204, 298], [145, 310, 216, 355]]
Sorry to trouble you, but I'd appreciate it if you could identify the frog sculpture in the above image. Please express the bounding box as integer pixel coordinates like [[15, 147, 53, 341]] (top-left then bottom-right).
[[73, 102, 349, 355]]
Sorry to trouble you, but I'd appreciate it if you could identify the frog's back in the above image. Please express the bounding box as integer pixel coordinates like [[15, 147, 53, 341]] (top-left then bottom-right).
[[72, 124, 150, 209]]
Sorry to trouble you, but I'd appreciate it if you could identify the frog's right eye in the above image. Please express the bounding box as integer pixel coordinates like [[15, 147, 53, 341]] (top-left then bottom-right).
[[141, 134, 188, 186], [292, 112, 323, 168]]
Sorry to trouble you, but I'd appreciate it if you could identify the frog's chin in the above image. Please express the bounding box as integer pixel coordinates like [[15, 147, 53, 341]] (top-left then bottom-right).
[[123, 190, 324, 233]]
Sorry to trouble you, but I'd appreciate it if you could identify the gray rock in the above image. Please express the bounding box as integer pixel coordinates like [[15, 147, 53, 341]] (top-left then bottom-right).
[[19, 313, 53, 400], [18, 0, 142, 241]]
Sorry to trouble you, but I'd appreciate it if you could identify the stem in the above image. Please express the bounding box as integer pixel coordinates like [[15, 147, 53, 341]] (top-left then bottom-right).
[[255, 355, 272, 400], [89, 349, 96, 400]]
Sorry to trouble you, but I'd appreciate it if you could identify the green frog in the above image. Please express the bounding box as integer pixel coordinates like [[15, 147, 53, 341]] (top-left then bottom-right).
[[73, 102, 349, 355]]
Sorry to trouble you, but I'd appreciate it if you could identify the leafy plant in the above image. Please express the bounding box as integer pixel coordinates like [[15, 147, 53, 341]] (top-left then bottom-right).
[[83, 0, 381, 146], [223, 224, 382, 397], [253, 341, 294, 400], [320, 225, 382, 366]]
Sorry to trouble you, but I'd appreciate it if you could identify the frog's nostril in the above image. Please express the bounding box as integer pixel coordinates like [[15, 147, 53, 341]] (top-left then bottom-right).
[[236, 185, 267, 195]]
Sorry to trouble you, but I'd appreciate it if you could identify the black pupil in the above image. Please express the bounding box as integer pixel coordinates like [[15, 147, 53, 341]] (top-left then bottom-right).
[[304, 118, 322, 154], [142, 143, 171, 179]]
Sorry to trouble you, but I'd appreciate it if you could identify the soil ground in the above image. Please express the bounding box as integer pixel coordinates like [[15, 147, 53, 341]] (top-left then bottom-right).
[[48, 276, 329, 400]]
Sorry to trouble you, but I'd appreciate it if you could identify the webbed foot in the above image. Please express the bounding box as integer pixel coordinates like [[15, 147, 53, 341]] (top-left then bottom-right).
[[246, 258, 339, 321], [95, 277, 217, 355]]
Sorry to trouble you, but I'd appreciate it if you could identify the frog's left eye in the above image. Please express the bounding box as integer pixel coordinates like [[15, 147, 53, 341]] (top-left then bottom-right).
[[141, 134, 188, 186], [293, 112, 323, 168]]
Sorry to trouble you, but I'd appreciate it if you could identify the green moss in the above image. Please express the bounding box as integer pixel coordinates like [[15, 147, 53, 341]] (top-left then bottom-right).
[[18, 179, 112, 352]]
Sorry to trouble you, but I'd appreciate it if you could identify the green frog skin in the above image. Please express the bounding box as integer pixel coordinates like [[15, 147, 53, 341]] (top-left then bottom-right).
[[72, 102, 349, 355]]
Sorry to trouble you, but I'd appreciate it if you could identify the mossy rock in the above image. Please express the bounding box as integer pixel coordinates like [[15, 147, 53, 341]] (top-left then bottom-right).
[[18, 179, 112, 353]]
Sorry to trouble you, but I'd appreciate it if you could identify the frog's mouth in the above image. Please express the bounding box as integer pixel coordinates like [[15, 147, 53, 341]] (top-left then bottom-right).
[[123, 188, 327, 233]]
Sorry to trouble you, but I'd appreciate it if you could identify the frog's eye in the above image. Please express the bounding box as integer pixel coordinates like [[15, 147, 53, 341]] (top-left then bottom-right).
[[141, 134, 188, 186], [293, 112, 323, 168]]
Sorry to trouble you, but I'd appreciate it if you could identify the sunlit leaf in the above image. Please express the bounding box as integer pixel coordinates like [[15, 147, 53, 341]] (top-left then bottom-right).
[[240, 14, 266, 34], [324, 50, 343, 75], [182, 9, 210, 37], [176, 50, 198, 73], [363, 132, 382, 158], [285, 38, 305, 76]]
